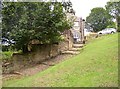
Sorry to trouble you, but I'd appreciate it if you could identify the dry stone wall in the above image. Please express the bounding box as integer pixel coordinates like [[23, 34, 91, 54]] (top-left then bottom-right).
[[2, 37, 73, 74]]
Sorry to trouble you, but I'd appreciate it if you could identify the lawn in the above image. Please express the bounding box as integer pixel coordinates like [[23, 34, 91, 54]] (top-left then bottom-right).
[[3, 33, 118, 87]]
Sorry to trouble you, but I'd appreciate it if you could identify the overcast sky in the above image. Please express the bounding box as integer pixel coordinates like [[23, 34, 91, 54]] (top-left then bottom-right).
[[71, 0, 110, 19]]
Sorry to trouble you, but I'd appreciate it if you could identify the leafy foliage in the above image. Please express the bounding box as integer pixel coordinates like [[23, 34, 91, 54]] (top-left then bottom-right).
[[105, 1, 120, 31], [86, 7, 112, 32], [62, 1, 75, 14], [1, 51, 13, 60], [2, 2, 73, 53]]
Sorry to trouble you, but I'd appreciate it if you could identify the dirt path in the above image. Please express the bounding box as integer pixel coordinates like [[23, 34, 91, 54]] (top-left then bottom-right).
[[20, 54, 73, 76], [3, 54, 74, 80], [3, 44, 83, 80]]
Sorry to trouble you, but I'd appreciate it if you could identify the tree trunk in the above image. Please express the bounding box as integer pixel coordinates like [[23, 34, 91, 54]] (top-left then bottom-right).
[[115, 15, 120, 32], [22, 45, 28, 53], [117, 16, 120, 32]]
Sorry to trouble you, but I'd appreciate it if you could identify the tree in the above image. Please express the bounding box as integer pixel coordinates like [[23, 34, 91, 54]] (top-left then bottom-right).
[[62, 0, 75, 15], [86, 7, 112, 32], [105, 1, 120, 31], [2, 2, 73, 53]]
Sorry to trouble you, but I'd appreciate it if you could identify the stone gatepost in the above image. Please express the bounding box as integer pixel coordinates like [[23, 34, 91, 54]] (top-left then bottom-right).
[[79, 18, 85, 44]]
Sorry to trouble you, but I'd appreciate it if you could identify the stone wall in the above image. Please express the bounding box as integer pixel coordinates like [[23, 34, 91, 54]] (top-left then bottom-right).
[[2, 35, 73, 74], [85, 32, 98, 41]]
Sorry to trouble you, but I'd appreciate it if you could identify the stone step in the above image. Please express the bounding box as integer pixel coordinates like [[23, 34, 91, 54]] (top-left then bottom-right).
[[41, 62, 55, 66], [61, 50, 80, 55], [69, 48, 82, 51], [73, 44, 84, 48]]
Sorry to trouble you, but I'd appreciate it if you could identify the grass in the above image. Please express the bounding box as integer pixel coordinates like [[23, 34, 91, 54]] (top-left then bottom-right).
[[1, 50, 22, 60], [0, 51, 13, 60], [3, 33, 118, 87]]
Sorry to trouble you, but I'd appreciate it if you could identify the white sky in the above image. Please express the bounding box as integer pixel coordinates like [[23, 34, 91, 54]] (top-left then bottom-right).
[[71, 0, 110, 19]]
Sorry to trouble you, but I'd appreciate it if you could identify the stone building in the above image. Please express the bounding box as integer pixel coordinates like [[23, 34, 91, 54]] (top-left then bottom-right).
[[71, 16, 85, 43]]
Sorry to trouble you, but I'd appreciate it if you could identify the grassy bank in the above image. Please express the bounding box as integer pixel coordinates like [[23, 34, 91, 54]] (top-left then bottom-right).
[[3, 33, 118, 87]]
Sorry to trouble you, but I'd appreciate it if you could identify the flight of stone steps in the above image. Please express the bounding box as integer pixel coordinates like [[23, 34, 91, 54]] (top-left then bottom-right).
[[61, 44, 84, 55], [40, 44, 84, 66]]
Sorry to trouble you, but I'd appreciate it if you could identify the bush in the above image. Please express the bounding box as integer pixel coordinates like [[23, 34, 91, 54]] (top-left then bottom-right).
[[2, 45, 9, 51]]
